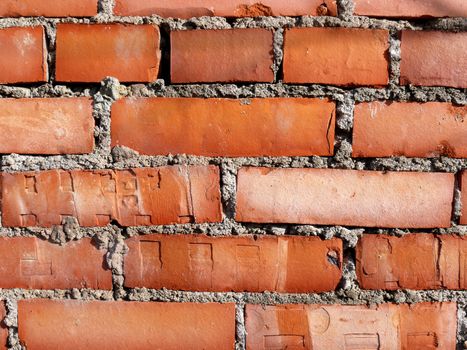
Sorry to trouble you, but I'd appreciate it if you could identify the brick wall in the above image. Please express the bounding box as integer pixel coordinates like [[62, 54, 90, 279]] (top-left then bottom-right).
[[0, 0, 465, 349]]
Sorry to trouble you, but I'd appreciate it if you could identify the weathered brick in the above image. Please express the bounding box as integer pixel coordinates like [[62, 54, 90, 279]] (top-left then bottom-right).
[[124, 234, 342, 292], [283, 27, 389, 86], [461, 171, 467, 225], [0, 303, 6, 350], [0, 237, 111, 289], [171, 29, 274, 83], [0, 0, 97, 17], [111, 98, 336, 157], [56, 24, 160, 83], [353, 102, 467, 158], [18, 300, 235, 350], [0, 98, 94, 155], [400, 31, 467, 88], [114, 0, 337, 17], [0, 26, 47, 84], [1, 166, 221, 227], [356, 234, 467, 290], [246, 302, 457, 349], [353, 0, 467, 18], [236, 168, 454, 228]]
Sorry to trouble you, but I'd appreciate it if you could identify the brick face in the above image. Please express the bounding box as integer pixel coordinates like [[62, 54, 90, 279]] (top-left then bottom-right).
[[55, 24, 160, 83], [111, 97, 336, 157], [0, 0, 97, 17], [1, 166, 222, 227], [124, 234, 342, 292], [283, 27, 389, 86], [18, 300, 236, 350], [353, 102, 467, 158], [0, 26, 47, 84], [236, 168, 454, 228], [0, 303, 6, 350], [171, 29, 274, 83], [462, 171, 467, 225], [400, 31, 467, 88]]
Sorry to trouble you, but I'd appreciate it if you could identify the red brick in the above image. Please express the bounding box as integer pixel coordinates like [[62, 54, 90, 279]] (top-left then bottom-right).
[[0, 303, 6, 350], [0, 0, 97, 17], [0, 26, 47, 84], [400, 31, 467, 88], [283, 28, 389, 86], [125, 234, 342, 292], [1, 166, 221, 227], [171, 29, 274, 83], [114, 0, 337, 17], [18, 299, 235, 350], [56, 24, 160, 83], [0, 98, 94, 155], [461, 171, 467, 225], [111, 98, 335, 157], [236, 168, 454, 228], [356, 234, 467, 290], [354, 0, 467, 18], [353, 102, 467, 158], [0, 237, 111, 289]]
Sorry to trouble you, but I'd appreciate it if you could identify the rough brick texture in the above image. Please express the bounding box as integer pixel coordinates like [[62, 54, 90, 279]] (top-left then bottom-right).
[[0, 237, 111, 289], [171, 28, 274, 83], [0, 26, 47, 84], [18, 300, 235, 349], [111, 97, 335, 156], [1, 166, 222, 227], [357, 234, 467, 290], [0, 0, 97, 17], [124, 234, 342, 292], [236, 168, 454, 228], [0, 303, 6, 350], [400, 31, 467, 88], [114, 0, 337, 17], [462, 171, 467, 225], [246, 302, 457, 349], [353, 102, 467, 158], [56, 24, 160, 83], [0, 98, 94, 155], [283, 28, 389, 86]]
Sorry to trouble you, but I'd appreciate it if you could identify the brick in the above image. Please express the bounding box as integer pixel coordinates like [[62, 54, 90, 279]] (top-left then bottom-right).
[[125, 234, 342, 292], [0, 302, 6, 350], [462, 171, 467, 225], [356, 234, 467, 290], [400, 31, 467, 88], [236, 168, 454, 228], [114, 0, 337, 17], [245, 302, 456, 349], [0, 98, 94, 155], [283, 28, 389, 86], [1, 166, 221, 227], [171, 29, 274, 83], [0, 0, 97, 17], [353, 102, 467, 158], [111, 98, 336, 157], [0, 237, 111, 289], [18, 299, 235, 350], [0, 26, 47, 84], [56, 24, 160, 83], [354, 0, 467, 18]]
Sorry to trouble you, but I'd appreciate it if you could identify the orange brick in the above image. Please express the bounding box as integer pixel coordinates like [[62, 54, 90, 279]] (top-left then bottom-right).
[[0, 26, 47, 84], [124, 234, 342, 292], [0, 0, 97, 17], [56, 24, 160, 83], [401, 31, 467, 88], [0, 302, 6, 350], [283, 28, 389, 86], [0, 237, 111, 289], [18, 299, 235, 350], [245, 302, 456, 349], [356, 234, 467, 290], [0, 98, 94, 155], [1, 166, 221, 227], [353, 102, 467, 158], [236, 168, 454, 228], [114, 0, 337, 17], [111, 98, 336, 157], [171, 29, 274, 83], [354, 0, 467, 18], [461, 171, 467, 225]]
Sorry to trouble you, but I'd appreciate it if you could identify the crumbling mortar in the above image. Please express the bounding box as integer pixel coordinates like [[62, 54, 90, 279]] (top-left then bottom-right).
[[235, 303, 246, 350]]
